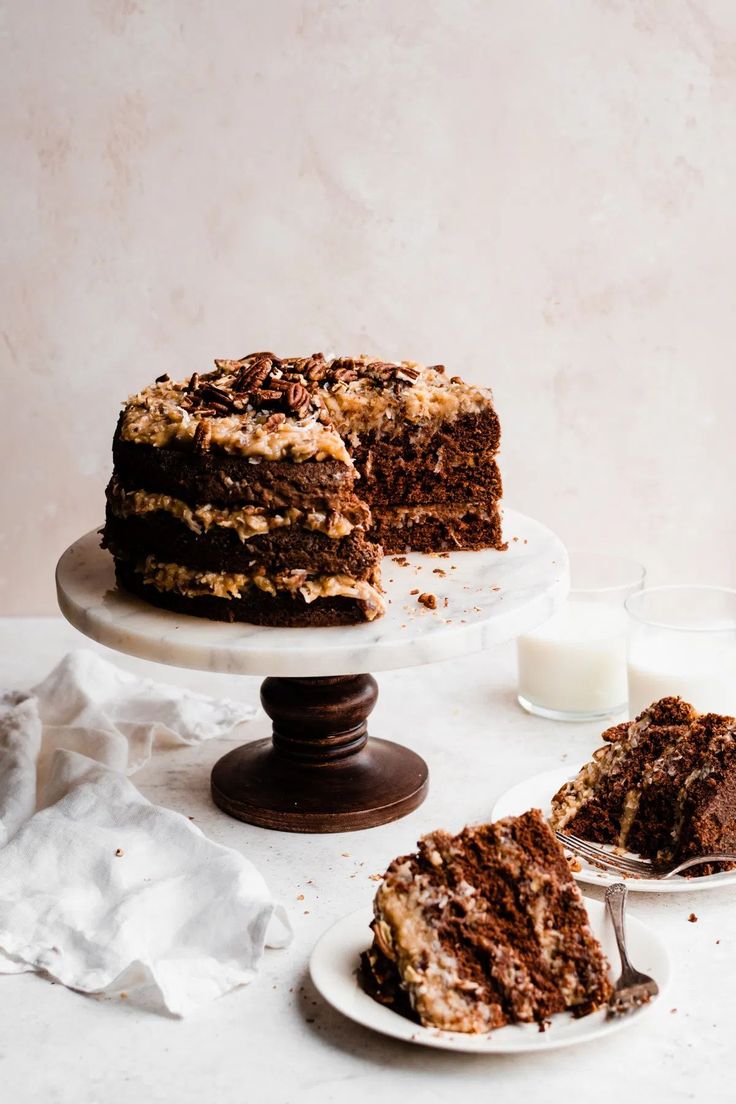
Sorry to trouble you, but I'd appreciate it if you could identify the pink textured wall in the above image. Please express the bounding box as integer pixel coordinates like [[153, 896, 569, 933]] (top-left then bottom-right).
[[1, 1, 735, 614]]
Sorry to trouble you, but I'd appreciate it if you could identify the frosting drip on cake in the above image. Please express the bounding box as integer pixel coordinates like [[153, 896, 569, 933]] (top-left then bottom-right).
[[138, 555, 384, 619], [107, 478, 365, 541]]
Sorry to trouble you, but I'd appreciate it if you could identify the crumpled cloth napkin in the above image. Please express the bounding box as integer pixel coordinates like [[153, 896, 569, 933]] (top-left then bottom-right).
[[0, 650, 290, 1016]]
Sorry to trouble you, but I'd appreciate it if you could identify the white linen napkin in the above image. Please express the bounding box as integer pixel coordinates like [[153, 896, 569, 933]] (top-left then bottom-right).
[[0, 650, 290, 1016]]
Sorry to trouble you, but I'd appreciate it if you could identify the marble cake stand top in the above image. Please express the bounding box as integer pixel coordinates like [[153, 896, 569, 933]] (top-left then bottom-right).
[[56, 509, 568, 677]]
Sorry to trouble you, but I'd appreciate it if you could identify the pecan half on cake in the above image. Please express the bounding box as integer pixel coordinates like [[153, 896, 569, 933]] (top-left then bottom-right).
[[103, 352, 504, 626], [551, 696, 736, 875], [361, 809, 612, 1032]]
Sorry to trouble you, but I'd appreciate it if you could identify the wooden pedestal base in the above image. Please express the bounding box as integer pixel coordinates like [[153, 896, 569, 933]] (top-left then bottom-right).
[[210, 674, 429, 833]]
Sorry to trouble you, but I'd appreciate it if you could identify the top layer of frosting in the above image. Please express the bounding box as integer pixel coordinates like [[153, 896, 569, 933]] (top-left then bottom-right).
[[119, 352, 494, 463]]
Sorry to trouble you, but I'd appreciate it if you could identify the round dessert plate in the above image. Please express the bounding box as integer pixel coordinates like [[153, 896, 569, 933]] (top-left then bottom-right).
[[492, 767, 736, 893], [55, 509, 568, 677], [310, 901, 668, 1054]]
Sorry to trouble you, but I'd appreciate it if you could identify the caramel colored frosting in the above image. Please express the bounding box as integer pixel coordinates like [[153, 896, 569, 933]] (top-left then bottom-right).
[[107, 477, 365, 541], [139, 556, 384, 619], [372, 502, 495, 523], [120, 379, 352, 464], [118, 353, 494, 462], [323, 364, 490, 439]]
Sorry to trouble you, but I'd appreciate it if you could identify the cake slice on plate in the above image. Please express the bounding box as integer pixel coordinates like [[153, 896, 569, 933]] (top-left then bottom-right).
[[550, 696, 736, 875], [361, 809, 612, 1032]]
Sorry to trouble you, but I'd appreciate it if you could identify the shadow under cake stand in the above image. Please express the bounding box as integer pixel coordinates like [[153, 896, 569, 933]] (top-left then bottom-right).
[[56, 509, 568, 833]]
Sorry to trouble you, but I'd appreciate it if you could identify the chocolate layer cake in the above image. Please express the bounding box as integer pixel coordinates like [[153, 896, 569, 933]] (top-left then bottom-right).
[[103, 352, 503, 625], [550, 697, 736, 875], [361, 809, 611, 1032]]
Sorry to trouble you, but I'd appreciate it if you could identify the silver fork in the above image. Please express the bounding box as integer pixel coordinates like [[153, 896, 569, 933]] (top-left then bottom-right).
[[556, 829, 736, 880], [605, 883, 659, 1017]]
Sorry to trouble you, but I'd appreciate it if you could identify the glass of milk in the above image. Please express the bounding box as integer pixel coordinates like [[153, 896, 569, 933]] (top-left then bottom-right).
[[517, 550, 645, 721], [626, 586, 736, 717]]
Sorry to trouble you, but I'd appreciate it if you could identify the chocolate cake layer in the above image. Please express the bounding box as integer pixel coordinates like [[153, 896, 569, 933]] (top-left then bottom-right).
[[370, 502, 504, 554], [106, 476, 370, 539], [675, 737, 736, 875], [113, 430, 358, 510], [551, 697, 736, 875], [115, 561, 373, 626], [353, 442, 501, 506], [361, 809, 611, 1032], [104, 511, 382, 578]]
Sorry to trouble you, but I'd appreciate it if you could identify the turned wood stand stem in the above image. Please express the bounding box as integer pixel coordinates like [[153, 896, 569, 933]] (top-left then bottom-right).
[[210, 674, 429, 833]]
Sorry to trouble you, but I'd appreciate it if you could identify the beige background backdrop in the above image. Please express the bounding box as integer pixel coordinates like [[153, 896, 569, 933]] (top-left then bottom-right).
[[2, 0, 735, 615]]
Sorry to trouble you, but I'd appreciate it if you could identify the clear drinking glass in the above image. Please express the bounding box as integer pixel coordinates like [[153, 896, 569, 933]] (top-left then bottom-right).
[[516, 550, 646, 721], [626, 585, 736, 717]]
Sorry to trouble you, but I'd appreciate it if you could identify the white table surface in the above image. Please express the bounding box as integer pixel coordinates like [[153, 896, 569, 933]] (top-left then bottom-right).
[[2, 618, 734, 1103]]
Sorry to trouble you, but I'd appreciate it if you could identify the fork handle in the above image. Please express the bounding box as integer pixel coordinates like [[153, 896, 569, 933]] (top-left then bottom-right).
[[605, 883, 635, 977], [665, 852, 736, 878]]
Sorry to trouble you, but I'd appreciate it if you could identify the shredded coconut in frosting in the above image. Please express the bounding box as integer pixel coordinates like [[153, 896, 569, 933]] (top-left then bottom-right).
[[120, 380, 352, 464], [137, 556, 384, 620], [107, 478, 360, 540], [118, 353, 495, 461]]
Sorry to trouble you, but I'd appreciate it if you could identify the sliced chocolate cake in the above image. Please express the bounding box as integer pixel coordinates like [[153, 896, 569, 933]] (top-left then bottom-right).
[[103, 352, 504, 626], [550, 697, 736, 875], [360, 809, 612, 1032]]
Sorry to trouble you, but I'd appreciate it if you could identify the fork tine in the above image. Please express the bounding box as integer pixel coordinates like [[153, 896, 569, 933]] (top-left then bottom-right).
[[558, 832, 646, 868], [578, 851, 648, 876], [560, 834, 650, 874], [555, 832, 653, 875], [562, 833, 652, 872]]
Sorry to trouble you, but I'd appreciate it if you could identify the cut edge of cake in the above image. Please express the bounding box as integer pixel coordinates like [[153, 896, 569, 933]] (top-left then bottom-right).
[[104, 352, 505, 627], [360, 809, 612, 1033], [550, 696, 736, 875]]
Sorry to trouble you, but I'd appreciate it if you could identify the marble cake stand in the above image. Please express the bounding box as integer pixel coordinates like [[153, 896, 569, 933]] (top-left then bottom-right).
[[56, 509, 568, 833]]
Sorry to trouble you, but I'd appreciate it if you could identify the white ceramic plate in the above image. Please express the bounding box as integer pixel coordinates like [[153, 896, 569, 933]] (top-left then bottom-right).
[[309, 901, 668, 1054], [491, 766, 736, 893]]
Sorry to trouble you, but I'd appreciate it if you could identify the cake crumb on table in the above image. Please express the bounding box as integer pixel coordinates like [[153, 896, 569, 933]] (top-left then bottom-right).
[[418, 593, 437, 609], [688, 913, 698, 923]]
